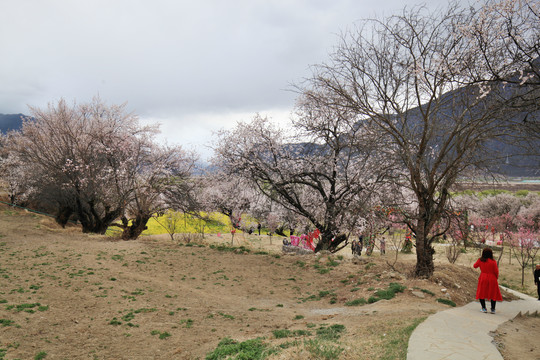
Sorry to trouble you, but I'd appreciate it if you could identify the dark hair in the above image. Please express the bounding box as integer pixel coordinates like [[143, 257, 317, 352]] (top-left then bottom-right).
[[480, 247, 494, 262]]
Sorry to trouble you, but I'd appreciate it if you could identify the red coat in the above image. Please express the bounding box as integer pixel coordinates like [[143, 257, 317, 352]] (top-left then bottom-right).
[[474, 258, 503, 301]]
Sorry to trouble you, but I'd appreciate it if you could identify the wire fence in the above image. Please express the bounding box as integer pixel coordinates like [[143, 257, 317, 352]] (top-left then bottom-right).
[[0, 199, 56, 218]]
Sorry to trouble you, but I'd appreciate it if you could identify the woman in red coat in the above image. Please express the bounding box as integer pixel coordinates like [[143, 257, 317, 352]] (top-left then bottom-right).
[[474, 247, 503, 314]]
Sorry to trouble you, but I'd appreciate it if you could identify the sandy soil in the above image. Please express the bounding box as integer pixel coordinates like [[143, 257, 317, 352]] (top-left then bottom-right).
[[0, 203, 530, 359]]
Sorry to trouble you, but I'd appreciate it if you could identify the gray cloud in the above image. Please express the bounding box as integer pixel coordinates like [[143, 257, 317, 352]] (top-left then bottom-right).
[[1, 0, 453, 154]]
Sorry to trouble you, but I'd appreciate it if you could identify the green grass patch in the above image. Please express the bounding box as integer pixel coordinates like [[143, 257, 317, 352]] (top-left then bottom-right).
[[300, 290, 335, 303], [420, 288, 435, 296], [159, 332, 171, 339], [436, 298, 456, 307], [0, 319, 15, 327], [345, 298, 367, 306], [150, 330, 171, 339], [380, 317, 426, 360], [134, 307, 157, 313], [272, 329, 292, 339], [205, 337, 276, 360], [365, 262, 376, 270], [316, 324, 346, 341], [6, 303, 44, 313], [312, 263, 332, 274], [326, 259, 339, 267], [218, 312, 235, 320], [304, 339, 343, 360], [109, 318, 122, 326], [180, 319, 194, 328], [209, 244, 251, 254], [34, 351, 47, 360], [374, 283, 406, 300], [272, 329, 312, 339], [364, 283, 406, 304]]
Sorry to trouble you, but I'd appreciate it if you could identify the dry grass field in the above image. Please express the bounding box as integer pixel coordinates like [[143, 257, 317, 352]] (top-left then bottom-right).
[[0, 203, 536, 360]]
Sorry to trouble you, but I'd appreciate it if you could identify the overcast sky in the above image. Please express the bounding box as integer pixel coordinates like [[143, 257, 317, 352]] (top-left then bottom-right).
[[1, 0, 454, 159]]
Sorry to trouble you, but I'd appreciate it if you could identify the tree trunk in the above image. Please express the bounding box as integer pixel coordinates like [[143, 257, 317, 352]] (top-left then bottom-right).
[[314, 231, 347, 253], [121, 213, 151, 240], [55, 206, 73, 228], [414, 219, 435, 278]]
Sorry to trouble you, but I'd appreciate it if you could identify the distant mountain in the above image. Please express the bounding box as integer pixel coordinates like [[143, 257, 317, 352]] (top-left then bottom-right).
[[0, 113, 24, 134], [380, 71, 540, 177]]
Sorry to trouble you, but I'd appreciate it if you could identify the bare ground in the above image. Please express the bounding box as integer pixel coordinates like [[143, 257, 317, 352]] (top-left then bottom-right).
[[0, 203, 530, 360], [492, 311, 540, 360]]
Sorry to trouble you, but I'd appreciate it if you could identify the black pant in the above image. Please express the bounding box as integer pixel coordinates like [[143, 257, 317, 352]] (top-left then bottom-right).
[[536, 282, 540, 299], [479, 299, 496, 310]]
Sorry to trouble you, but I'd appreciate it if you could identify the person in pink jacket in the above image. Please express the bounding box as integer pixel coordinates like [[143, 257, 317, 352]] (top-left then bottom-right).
[[474, 247, 503, 314]]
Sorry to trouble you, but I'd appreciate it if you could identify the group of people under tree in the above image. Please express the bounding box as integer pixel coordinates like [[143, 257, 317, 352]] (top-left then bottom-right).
[[351, 234, 385, 256]]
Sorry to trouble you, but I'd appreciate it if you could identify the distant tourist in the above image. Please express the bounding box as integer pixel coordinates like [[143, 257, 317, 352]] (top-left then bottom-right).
[[380, 237, 386, 255], [357, 235, 363, 256], [534, 264, 540, 301], [473, 247, 502, 314]]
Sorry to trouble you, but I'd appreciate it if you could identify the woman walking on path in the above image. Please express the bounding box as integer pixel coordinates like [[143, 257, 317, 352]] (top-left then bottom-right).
[[474, 247, 503, 314]]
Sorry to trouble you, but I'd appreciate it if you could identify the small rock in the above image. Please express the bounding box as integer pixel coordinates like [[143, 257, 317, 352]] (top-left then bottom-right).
[[411, 291, 426, 299], [441, 288, 447, 293]]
